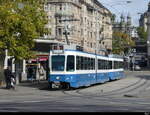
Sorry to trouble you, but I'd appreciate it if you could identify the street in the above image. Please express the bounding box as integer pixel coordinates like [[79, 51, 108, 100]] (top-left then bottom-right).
[[1, 71, 150, 112]]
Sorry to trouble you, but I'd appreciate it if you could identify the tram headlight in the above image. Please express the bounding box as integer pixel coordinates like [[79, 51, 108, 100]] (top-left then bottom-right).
[[56, 76, 60, 80]]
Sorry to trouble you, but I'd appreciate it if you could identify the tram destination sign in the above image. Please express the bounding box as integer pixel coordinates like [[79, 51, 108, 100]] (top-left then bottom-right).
[[52, 50, 64, 54]]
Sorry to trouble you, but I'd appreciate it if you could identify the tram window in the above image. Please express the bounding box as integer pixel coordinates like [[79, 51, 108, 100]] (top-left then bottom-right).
[[87, 58, 91, 70], [76, 56, 81, 70], [114, 61, 117, 69], [122, 62, 124, 68], [98, 59, 100, 69], [67, 55, 75, 72], [98, 59, 103, 70], [90, 58, 92, 70], [103, 60, 106, 69], [83, 57, 85, 70], [101, 60, 103, 69], [102, 60, 105, 69], [93, 59, 95, 69], [108, 61, 112, 69], [52, 56, 65, 71], [76, 56, 96, 70], [114, 61, 121, 69], [90, 58, 93, 70], [107, 61, 109, 69], [104, 60, 108, 69], [84, 57, 88, 70], [119, 62, 123, 68], [91, 58, 95, 70], [81, 56, 84, 70], [114, 61, 116, 69]]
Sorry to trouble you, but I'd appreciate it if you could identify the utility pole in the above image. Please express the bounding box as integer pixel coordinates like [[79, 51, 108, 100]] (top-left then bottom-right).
[[147, 2, 150, 67], [60, 19, 80, 46]]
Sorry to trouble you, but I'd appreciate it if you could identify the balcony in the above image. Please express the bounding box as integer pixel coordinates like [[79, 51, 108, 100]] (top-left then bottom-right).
[[55, 11, 74, 18], [47, 0, 81, 8]]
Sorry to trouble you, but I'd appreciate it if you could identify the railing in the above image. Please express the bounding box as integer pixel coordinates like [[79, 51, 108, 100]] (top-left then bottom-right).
[[55, 11, 74, 17], [47, 0, 81, 8]]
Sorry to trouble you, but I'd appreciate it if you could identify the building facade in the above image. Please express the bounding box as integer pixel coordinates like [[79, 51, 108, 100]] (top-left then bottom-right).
[[112, 14, 132, 37], [139, 12, 148, 32], [147, 2, 150, 67], [137, 2, 150, 67], [3, 0, 113, 83], [44, 0, 113, 55]]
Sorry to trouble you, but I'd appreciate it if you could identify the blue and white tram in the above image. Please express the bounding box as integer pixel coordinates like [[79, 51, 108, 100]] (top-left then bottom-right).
[[48, 49, 124, 89]]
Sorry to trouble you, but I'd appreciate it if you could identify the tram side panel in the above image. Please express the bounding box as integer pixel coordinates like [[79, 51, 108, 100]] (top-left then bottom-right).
[[78, 72, 97, 87], [48, 50, 125, 89], [96, 58, 111, 83]]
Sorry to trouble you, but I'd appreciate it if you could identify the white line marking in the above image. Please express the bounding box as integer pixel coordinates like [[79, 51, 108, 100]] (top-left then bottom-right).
[[23, 100, 41, 103]]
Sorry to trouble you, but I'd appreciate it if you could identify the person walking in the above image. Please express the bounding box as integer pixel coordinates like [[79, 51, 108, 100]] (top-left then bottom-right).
[[28, 66, 34, 81], [10, 73, 16, 89], [38, 64, 45, 83], [4, 66, 12, 89]]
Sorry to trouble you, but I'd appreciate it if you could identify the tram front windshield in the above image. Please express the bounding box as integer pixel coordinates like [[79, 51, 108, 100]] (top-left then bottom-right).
[[52, 56, 65, 71]]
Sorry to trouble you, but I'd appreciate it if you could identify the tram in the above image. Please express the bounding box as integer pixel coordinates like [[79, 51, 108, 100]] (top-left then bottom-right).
[[48, 45, 125, 89]]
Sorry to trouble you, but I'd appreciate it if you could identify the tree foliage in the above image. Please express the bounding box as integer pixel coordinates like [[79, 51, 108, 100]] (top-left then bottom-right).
[[137, 27, 147, 41], [0, 0, 48, 60], [112, 32, 135, 55]]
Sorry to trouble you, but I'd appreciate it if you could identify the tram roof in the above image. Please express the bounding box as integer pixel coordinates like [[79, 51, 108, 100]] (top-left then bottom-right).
[[51, 49, 123, 60]]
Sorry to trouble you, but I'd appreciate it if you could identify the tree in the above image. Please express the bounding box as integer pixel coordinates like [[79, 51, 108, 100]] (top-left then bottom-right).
[[137, 27, 148, 41], [0, 0, 48, 60], [112, 32, 135, 55]]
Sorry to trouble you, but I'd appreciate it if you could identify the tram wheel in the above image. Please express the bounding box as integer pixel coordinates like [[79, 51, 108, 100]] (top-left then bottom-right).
[[65, 83, 70, 90], [61, 83, 66, 89]]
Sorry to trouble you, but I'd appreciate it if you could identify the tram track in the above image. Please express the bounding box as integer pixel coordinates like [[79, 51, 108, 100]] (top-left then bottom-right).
[[77, 78, 145, 96], [62, 76, 150, 99], [60, 76, 150, 107]]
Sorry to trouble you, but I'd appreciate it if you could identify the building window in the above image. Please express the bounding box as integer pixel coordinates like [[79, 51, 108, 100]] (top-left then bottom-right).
[[59, 4, 62, 10], [81, 29, 83, 36], [57, 28, 62, 36], [90, 43, 92, 48]]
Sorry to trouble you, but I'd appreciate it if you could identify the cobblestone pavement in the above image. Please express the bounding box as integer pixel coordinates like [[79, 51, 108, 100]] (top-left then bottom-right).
[[0, 71, 150, 112], [1, 71, 150, 100]]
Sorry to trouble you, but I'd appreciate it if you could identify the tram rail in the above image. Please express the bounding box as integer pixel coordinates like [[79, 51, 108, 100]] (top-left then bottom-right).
[[62, 76, 150, 98]]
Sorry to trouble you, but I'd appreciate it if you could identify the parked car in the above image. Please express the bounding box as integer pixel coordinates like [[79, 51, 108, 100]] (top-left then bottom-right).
[[134, 64, 141, 71]]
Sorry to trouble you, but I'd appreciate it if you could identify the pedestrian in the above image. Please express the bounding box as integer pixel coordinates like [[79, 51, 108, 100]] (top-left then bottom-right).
[[38, 64, 44, 82], [130, 61, 133, 71], [28, 66, 34, 81], [10, 73, 16, 89], [4, 66, 12, 89]]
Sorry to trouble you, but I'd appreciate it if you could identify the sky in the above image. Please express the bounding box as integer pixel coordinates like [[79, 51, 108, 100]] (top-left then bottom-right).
[[99, 0, 150, 27]]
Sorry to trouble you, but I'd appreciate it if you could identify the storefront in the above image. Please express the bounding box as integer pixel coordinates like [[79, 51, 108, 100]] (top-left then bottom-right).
[[26, 55, 49, 81]]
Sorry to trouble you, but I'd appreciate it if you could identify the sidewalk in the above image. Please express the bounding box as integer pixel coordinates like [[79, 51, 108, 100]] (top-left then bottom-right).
[[0, 80, 49, 97], [1, 70, 150, 101]]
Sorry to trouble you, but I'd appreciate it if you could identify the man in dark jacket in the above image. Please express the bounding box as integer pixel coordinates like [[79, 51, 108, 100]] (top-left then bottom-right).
[[4, 66, 12, 89]]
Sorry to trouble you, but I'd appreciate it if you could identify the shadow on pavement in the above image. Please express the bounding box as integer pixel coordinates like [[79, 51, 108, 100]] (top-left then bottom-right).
[[136, 75, 150, 80], [18, 80, 63, 91]]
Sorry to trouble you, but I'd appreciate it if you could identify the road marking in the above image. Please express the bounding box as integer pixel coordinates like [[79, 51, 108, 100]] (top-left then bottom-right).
[[0, 100, 14, 103], [23, 100, 41, 103]]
